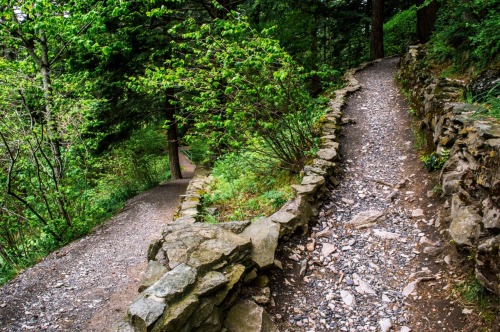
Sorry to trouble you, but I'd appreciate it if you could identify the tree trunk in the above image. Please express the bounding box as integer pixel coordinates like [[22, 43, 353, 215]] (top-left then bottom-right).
[[370, 0, 384, 60], [416, 0, 439, 43], [166, 89, 182, 180], [40, 32, 63, 182], [40, 31, 72, 227]]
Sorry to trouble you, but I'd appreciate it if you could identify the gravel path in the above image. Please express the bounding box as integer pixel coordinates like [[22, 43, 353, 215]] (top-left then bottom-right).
[[269, 58, 481, 331], [0, 151, 195, 331]]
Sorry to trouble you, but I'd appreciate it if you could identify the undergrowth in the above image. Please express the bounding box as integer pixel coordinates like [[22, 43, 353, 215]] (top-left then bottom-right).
[[0, 125, 170, 285], [452, 274, 499, 324], [201, 150, 300, 223]]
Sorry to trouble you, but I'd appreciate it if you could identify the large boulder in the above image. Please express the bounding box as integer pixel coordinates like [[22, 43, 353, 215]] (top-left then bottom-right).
[[240, 218, 280, 269], [449, 195, 481, 246], [224, 300, 279, 332]]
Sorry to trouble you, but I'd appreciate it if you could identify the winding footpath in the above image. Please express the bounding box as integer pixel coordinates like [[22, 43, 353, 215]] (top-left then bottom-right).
[[269, 58, 483, 331], [0, 152, 195, 331], [0, 59, 490, 332]]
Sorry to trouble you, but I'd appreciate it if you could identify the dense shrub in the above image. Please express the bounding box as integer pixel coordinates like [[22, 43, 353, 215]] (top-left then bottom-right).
[[202, 150, 299, 222], [426, 0, 500, 73], [142, 17, 325, 173]]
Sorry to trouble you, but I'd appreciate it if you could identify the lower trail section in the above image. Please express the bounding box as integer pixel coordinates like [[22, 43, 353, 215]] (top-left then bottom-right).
[[269, 58, 484, 332], [0, 151, 194, 331]]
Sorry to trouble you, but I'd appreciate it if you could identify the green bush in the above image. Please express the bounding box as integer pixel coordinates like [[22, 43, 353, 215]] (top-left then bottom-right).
[[202, 150, 298, 222], [426, 0, 500, 73], [421, 149, 449, 171], [384, 6, 418, 56], [143, 17, 324, 172]]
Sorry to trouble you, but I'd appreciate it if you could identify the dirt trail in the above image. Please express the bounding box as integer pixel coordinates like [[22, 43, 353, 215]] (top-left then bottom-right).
[[269, 58, 485, 331], [0, 150, 195, 331]]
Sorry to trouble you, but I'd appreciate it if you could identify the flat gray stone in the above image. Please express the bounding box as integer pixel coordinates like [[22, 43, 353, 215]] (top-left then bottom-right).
[[483, 206, 500, 229], [218, 221, 251, 234], [348, 210, 385, 228], [128, 296, 166, 331], [291, 184, 319, 195], [316, 148, 337, 161], [269, 210, 296, 224], [450, 196, 481, 246], [240, 218, 280, 269], [195, 271, 229, 297], [145, 264, 197, 301], [224, 300, 279, 332], [139, 260, 169, 292], [301, 175, 325, 186]]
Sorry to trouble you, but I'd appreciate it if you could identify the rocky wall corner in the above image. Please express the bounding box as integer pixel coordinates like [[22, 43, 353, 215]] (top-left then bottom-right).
[[399, 45, 500, 297], [113, 64, 369, 332]]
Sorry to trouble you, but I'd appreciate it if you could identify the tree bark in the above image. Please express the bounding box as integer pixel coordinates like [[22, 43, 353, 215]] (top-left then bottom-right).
[[166, 89, 182, 180], [416, 0, 439, 43], [370, 0, 384, 60], [40, 32, 63, 182]]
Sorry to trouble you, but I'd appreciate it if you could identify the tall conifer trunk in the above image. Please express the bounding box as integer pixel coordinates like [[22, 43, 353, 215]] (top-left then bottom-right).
[[416, 0, 439, 43], [370, 0, 384, 60]]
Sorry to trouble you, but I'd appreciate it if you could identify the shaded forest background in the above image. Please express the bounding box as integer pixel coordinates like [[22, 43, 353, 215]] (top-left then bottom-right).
[[1, 0, 498, 284]]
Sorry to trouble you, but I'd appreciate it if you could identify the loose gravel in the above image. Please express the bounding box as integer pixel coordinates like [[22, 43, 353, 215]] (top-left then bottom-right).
[[0, 154, 195, 331], [269, 58, 478, 332]]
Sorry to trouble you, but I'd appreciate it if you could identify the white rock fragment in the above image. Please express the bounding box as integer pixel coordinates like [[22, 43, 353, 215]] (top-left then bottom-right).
[[373, 229, 400, 240], [348, 210, 386, 228], [340, 290, 355, 306], [341, 198, 355, 205], [402, 281, 418, 297], [411, 209, 424, 218], [379, 318, 392, 332], [382, 294, 391, 302], [321, 243, 336, 257], [400, 327, 411, 332], [353, 274, 376, 295]]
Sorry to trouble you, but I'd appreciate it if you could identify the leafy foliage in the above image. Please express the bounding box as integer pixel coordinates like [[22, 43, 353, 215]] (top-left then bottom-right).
[[426, 0, 500, 73], [384, 6, 418, 56], [140, 17, 325, 172], [420, 149, 449, 171], [202, 150, 299, 222]]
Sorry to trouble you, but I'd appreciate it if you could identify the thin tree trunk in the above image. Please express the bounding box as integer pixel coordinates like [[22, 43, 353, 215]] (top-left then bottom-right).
[[370, 0, 384, 60], [40, 32, 63, 182], [166, 89, 182, 180]]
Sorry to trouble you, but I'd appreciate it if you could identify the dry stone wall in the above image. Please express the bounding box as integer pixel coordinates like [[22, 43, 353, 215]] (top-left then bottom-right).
[[113, 65, 368, 332], [399, 46, 500, 297]]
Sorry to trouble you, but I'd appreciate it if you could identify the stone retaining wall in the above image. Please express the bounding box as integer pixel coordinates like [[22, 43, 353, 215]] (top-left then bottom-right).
[[114, 64, 368, 332], [399, 46, 500, 297]]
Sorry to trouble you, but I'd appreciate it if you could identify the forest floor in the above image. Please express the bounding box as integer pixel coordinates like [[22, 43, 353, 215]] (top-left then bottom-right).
[[0, 151, 195, 331], [268, 58, 497, 332]]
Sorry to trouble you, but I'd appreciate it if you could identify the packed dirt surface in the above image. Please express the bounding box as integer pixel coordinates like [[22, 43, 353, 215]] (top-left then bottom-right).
[[268, 58, 494, 331], [0, 151, 195, 331]]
